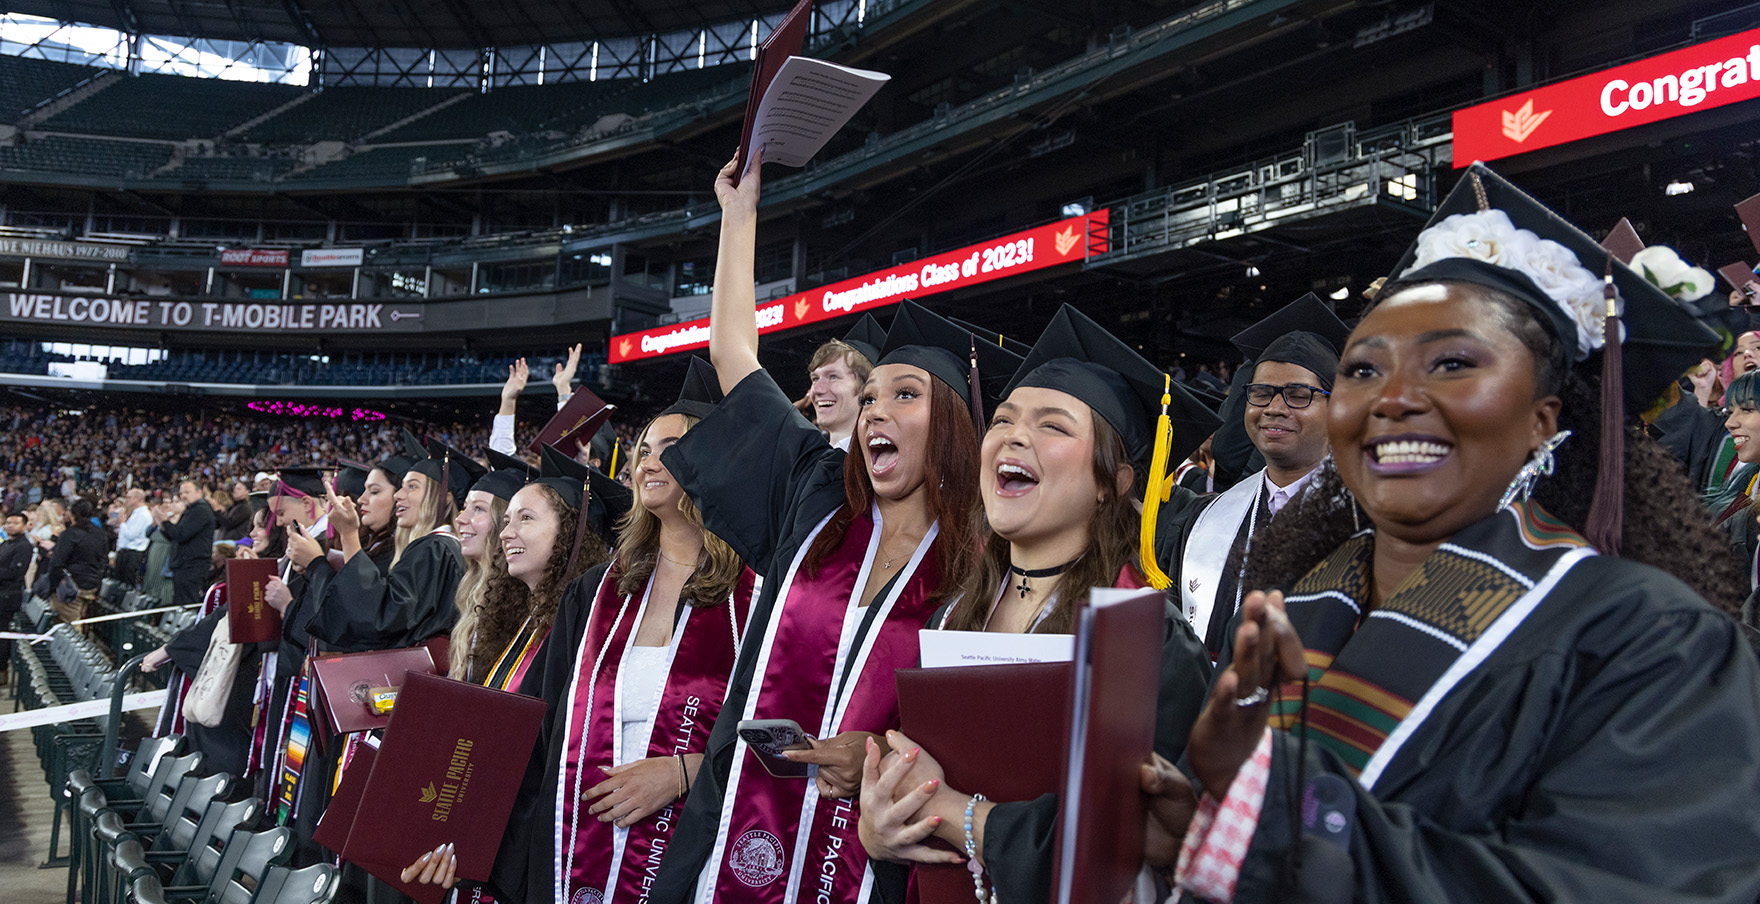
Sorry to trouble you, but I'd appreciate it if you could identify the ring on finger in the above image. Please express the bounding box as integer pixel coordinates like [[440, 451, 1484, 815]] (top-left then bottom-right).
[[1235, 685, 1271, 707]]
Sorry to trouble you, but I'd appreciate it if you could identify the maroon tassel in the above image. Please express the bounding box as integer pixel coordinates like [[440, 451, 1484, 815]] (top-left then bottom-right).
[[967, 337, 985, 436], [1585, 252, 1623, 554]]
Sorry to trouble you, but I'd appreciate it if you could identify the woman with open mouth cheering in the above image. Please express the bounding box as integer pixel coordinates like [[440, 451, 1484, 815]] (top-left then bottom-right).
[[643, 149, 1016, 904]]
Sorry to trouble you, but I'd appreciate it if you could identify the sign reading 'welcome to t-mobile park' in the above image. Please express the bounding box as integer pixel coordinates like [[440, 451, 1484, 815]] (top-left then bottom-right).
[[608, 211, 1109, 363], [4, 294, 423, 332], [1453, 27, 1760, 165]]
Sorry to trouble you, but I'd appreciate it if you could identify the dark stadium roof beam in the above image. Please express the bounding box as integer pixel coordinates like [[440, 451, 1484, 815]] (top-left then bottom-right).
[[277, 0, 323, 47]]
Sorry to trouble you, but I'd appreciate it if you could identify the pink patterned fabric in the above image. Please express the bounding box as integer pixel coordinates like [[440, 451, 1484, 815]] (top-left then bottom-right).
[[1175, 728, 1273, 903]]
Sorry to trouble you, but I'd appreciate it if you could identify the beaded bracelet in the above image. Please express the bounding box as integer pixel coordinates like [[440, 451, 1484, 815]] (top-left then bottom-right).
[[964, 794, 996, 904]]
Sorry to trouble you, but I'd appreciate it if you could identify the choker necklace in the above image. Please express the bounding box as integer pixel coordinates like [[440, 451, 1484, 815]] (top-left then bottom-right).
[[1007, 557, 1081, 599]]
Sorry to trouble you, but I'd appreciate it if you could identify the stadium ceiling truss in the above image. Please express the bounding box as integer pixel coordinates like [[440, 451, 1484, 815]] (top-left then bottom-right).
[[1, 0, 892, 87]]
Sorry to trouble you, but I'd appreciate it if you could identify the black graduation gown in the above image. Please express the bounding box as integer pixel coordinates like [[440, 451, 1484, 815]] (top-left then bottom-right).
[[1219, 557, 1760, 904], [307, 534, 464, 651], [486, 562, 612, 903], [163, 601, 260, 776], [1158, 486, 1275, 657], [870, 596, 1212, 904], [1652, 393, 1729, 491], [646, 368, 858, 904]]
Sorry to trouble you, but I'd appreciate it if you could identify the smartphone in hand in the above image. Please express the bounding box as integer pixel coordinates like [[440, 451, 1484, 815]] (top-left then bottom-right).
[[738, 718, 814, 778]]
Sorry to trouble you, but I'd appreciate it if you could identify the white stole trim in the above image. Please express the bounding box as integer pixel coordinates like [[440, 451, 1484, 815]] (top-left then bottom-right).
[[1178, 470, 1265, 644], [1357, 544, 1595, 790]]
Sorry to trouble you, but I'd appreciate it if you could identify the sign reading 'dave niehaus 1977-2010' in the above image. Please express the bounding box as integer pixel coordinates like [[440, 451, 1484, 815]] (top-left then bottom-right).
[[3, 292, 424, 332], [0, 239, 132, 263]]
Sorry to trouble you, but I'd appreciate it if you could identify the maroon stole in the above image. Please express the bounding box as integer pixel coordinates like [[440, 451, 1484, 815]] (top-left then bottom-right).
[[703, 508, 941, 904], [557, 564, 758, 904]]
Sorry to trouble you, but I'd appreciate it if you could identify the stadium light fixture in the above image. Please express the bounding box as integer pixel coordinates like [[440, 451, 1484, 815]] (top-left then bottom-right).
[[1665, 181, 1694, 196], [1329, 286, 1350, 300]]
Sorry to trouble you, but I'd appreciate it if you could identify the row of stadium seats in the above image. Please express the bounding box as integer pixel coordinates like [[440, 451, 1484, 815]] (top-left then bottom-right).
[[0, 55, 101, 121], [0, 135, 173, 178], [0, 56, 750, 187], [38, 73, 303, 141], [0, 345, 580, 386]]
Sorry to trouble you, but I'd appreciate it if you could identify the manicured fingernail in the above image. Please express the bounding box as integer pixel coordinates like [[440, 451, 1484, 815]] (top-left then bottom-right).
[[925, 780, 939, 791], [599, 766, 611, 773], [420, 853, 432, 862], [931, 816, 942, 825]]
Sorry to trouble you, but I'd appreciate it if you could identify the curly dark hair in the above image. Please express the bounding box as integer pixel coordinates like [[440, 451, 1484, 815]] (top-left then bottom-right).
[[1244, 281, 1748, 614], [468, 484, 601, 680]]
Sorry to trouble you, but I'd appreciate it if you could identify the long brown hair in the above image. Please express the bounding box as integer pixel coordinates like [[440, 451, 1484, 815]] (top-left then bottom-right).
[[944, 413, 1141, 634], [800, 375, 980, 604], [469, 484, 596, 680], [614, 413, 744, 605]]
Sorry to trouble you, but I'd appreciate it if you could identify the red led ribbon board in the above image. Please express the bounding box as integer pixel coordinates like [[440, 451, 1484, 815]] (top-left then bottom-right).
[[1453, 28, 1760, 167], [609, 211, 1108, 363]]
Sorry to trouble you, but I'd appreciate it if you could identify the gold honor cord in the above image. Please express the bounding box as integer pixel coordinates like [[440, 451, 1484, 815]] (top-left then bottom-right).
[[1137, 373, 1176, 591]]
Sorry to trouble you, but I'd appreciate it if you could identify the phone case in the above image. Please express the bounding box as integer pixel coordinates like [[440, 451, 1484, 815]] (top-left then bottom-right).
[[738, 720, 813, 778]]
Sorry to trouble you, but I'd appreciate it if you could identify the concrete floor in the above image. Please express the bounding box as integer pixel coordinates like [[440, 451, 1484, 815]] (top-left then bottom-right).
[[0, 690, 76, 904]]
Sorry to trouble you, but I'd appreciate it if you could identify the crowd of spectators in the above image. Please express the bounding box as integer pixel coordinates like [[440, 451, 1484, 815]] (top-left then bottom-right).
[[1, 404, 495, 504]]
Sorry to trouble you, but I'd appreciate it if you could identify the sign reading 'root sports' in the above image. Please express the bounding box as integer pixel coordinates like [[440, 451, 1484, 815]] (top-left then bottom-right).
[[1453, 28, 1760, 166], [608, 211, 1108, 364]]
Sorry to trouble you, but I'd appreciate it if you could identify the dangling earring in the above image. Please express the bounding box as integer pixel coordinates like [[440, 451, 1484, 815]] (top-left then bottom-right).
[[1500, 430, 1572, 510]]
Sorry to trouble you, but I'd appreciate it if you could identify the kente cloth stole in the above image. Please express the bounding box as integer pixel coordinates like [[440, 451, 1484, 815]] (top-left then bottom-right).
[[1269, 500, 1592, 782]]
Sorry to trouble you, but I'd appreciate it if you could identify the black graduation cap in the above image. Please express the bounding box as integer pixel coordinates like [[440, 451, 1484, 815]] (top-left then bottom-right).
[[272, 467, 327, 498], [470, 468, 528, 502], [1385, 162, 1719, 416], [1231, 293, 1353, 391], [335, 459, 373, 499], [951, 317, 1034, 357], [535, 443, 590, 511], [409, 438, 486, 508], [485, 447, 537, 477], [843, 314, 887, 364], [1005, 304, 1220, 468], [1187, 384, 1228, 414], [876, 300, 1023, 415], [656, 357, 723, 421], [399, 427, 426, 459]]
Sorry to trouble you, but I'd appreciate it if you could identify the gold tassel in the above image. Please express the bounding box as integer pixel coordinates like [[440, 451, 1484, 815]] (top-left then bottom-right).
[[1138, 374, 1176, 591]]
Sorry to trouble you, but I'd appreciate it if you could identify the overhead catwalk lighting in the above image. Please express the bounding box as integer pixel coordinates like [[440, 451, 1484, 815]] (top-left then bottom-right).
[[1665, 181, 1695, 196], [1329, 286, 1350, 300], [1245, 265, 1262, 277]]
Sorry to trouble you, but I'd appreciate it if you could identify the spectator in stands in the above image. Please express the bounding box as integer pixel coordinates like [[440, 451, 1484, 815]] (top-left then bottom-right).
[[152, 479, 216, 609], [46, 497, 108, 625], [216, 480, 252, 540], [0, 511, 32, 682], [115, 486, 152, 586]]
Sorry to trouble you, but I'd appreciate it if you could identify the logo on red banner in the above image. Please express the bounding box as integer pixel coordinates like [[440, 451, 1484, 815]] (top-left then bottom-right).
[[610, 212, 1107, 363], [220, 248, 289, 267], [1454, 28, 1760, 166]]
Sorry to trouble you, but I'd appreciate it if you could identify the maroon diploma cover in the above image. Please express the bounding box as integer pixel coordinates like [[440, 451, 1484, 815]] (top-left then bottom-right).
[[308, 646, 437, 734], [223, 558, 280, 644], [1053, 588, 1165, 904], [316, 672, 547, 903], [732, 0, 812, 183], [896, 661, 1073, 903]]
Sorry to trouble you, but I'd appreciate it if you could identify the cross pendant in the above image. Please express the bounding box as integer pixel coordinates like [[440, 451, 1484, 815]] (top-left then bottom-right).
[[1016, 577, 1031, 598]]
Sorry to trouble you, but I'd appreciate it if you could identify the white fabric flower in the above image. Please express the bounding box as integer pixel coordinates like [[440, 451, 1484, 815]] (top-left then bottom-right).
[[1631, 245, 1714, 303], [1402, 210, 1615, 361]]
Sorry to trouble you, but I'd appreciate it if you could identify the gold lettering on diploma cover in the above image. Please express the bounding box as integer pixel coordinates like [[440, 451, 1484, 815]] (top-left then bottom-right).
[[428, 738, 476, 822]]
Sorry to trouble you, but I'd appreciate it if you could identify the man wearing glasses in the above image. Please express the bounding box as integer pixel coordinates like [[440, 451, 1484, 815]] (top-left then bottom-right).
[[1166, 295, 1350, 656]]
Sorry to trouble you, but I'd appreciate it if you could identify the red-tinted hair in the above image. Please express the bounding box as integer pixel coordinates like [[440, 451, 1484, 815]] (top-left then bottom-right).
[[801, 374, 979, 603]]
